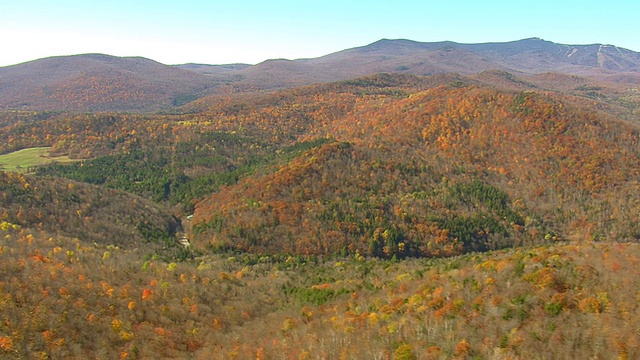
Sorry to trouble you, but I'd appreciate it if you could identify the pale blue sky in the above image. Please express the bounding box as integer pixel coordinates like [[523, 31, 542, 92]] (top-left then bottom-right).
[[0, 0, 638, 67]]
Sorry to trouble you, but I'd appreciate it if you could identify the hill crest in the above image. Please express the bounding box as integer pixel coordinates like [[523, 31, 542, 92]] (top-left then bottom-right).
[[1, 38, 640, 111]]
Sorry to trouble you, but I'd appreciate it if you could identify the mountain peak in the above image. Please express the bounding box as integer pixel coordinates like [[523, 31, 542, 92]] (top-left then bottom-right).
[[362, 38, 424, 51]]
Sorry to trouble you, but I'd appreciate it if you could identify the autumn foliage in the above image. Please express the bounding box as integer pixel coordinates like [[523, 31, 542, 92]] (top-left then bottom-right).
[[0, 71, 639, 358], [1, 223, 640, 358]]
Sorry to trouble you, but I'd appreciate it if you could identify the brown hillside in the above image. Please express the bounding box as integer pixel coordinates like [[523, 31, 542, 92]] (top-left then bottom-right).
[[230, 38, 640, 91], [192, 82, 640, 257], [0, 171, 180, 249], [3, 38, 640, 112], [0, 54, 217, 111], [2, 225, 639, 358]]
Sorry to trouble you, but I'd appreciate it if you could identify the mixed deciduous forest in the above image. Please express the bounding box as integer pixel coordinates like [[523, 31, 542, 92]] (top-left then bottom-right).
[[1, 67, 640, 358]]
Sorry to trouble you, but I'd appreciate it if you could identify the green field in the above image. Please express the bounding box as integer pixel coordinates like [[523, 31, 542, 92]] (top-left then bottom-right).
[[0, 147, 74, 172]]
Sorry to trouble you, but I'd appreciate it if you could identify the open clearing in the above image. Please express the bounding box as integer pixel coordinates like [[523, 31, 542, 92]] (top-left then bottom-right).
[[0, 147, 75, 172]]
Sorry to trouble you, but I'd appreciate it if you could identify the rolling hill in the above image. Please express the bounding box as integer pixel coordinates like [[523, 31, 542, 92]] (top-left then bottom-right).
[[233, 37, 640, 90], [2, 37, 640, 359], [1, 38, 639, 112], [0, 54, 217, 111], [189, 77, 640, 258], [0, 171, 181, 251]]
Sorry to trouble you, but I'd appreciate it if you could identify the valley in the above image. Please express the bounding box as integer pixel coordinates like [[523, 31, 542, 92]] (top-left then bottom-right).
[[1, 38, 640, 358]]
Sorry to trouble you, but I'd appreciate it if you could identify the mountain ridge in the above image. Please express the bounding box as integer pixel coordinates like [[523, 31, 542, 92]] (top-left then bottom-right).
[[1, 38, 640, 111], [0, 53, 218, 111], [2, 62, 640, 358]]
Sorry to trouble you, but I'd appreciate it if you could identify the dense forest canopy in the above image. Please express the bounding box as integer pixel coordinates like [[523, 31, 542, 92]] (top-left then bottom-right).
[[1, 70, 640, 358]]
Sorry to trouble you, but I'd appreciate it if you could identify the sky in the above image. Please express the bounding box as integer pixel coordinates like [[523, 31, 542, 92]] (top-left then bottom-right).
[[1, 0, 639, 67]]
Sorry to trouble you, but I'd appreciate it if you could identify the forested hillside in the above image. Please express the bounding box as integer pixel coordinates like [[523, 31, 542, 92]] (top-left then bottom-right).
[[3, 38, 640, 112], [3, 74, 640, 258], [0, 171, 182, 256], [2, 226, 639, 358], [0, 54, 216, 111], [1, 70, 640, 358], [192, 80, 640, 258]]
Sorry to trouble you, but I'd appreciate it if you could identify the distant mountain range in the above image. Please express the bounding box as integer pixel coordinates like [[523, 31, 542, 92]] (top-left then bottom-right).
[[1, 38, 640, 111], [0, 54, 217, 111]]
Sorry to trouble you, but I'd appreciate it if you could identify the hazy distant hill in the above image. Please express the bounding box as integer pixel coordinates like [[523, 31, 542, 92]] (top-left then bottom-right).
[[236, 38, 640, 89], [336, 38, 640, 74], [0, 54, 217, 111], [1, 38, 639, 111]]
